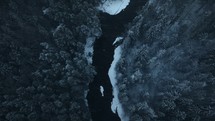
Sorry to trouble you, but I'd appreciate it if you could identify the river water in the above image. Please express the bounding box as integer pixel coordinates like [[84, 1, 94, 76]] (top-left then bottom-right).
[[87, 1, 146, 121]]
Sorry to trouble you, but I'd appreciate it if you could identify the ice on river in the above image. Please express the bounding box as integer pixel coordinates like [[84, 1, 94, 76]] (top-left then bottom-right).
[[100, 86, 104, 97], [108, 37, 128, 121]]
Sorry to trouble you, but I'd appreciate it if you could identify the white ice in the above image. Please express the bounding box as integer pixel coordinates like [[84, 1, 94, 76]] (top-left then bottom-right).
[[108, 38, 129, 121], [84, 37, 95, 64], [97, 0, 130, 15], [113, 37, 123, 45], [100, 86, 104, 96]]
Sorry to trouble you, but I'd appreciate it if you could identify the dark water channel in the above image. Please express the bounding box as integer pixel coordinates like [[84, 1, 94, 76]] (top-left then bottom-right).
[[87, 1, 146, 121]]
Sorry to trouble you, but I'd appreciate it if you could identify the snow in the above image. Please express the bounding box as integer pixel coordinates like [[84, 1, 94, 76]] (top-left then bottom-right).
[[108, 45, 121, 114], [84, 37, 95, 64], [148, 0, 156, 5], [97, 0, 129, 120], [113, 37, 123, 45], [108, 38, 129, 121], [53, 24, 63, 36], [100, 86, 104, 96], [42, 8, 49, 15], [97, 0, 130, 15], [84, 90, 89, 107]]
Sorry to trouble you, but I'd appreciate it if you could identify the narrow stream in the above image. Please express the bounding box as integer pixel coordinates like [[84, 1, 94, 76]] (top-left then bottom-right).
[[87, 1, 146, 121]]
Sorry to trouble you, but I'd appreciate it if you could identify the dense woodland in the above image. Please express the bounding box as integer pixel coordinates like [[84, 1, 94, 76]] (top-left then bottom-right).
[[0, 0, 100, 121], [1, 0, 215, 121], [117, 0, 215, 121]]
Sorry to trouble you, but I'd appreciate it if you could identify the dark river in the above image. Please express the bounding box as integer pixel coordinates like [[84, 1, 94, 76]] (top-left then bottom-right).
[[87, 1, 146, 121]]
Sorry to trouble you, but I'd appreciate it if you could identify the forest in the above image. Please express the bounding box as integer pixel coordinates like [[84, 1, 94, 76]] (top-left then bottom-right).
[[0, 0, 100, 120], [0, 0, 215, 121], [117, 0, 215, 120]]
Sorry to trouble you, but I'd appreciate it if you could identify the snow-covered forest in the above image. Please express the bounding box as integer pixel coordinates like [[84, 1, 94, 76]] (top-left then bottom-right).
[[0, 0, 215, 121], [117, 0, 215, 120], [0, 0, 100, 120]]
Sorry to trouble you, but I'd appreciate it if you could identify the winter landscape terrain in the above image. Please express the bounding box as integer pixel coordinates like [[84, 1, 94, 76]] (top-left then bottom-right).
[[0, 0, 215, 121]]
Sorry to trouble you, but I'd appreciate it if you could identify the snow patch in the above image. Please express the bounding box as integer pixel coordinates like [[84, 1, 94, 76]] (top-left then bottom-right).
[[84, 90, 89, 107], [43, 8, 49, 15], [108, 38, 128, 121], [84, 37, 95, 64], [113, 37, 123, 45], [100, 86, 104, 96], [97, 0, 130, 15], [148, 0, 157, 6], [53, 24, 63, 36]]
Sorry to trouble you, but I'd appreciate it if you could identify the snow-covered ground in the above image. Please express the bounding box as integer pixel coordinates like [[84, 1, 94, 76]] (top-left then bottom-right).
[[113, 37, 123, 45], [97, 0, 130, 15], [108, 38, 128, 121], [84, 37, 95, 64]]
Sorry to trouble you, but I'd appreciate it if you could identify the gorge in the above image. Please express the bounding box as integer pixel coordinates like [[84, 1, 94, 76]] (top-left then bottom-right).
[[87, 0, 147, 121]]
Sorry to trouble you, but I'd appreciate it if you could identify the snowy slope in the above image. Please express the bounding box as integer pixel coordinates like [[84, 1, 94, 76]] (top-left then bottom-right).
[[97, 0, 130, 15], [108, 37, 129, 121]]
